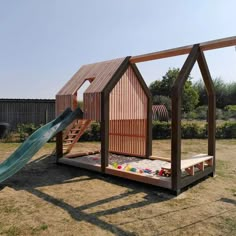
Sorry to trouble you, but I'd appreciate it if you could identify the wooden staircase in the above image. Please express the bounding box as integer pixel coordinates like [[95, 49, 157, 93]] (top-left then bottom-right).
[[62, 119, 91, 154]]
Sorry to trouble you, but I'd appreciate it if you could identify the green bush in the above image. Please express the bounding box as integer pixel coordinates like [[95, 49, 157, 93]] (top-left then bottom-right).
[[181, 122, 206, 139], [225, 105, 236, 112], [152, 121, 171, 139], [12, 120, 236, 143], [194, 106, 208, 120], [224, 105, 236, 119], [79, 121, 236, 140], [187, 105, 236, 120], [90, 122, 101, 141], [17, 123, 42, 141], [216, 122, 236, 138], [216, 108, 224, 120], [80, 122, 101, 141], [183, 111, 198, 120]]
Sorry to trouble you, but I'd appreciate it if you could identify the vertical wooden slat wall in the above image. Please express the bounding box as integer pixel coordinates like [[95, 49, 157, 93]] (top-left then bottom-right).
[[109, 66, 148, 157], [83, 93, 101, 121], [55, 95, 74, 116]]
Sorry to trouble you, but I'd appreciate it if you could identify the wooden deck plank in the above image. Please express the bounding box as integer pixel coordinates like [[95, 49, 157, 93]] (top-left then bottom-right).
[[65, 150, 100, 159], [106, 168, 172, 189], [162, 155, 213, 171], [58, 157, 101, 172], [149, 155, 171, 162]]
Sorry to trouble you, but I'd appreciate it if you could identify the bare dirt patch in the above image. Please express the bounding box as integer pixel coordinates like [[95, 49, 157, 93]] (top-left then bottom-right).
[[0, 140, 236, 236]]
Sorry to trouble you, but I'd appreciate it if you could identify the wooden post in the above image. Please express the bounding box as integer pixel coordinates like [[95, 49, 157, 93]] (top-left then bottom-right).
[[197, 50, 216, 176], [45, 109, 48, 123], [56, 132, 63, 161], [171, 44, 200, 193], [146, 94, 153, 158], [171, 87, 182, 193], [101, 91, 109, 173]]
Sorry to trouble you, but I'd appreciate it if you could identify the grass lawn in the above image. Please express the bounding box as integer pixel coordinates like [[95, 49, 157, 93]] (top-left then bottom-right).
[[0, 139, 236, 236]]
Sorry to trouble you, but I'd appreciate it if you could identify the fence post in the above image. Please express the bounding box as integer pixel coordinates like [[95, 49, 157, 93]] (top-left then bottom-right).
[[45, 109, 48, 123]]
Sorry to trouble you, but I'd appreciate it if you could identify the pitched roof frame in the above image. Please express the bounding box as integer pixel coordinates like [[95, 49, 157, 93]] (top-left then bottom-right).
[[129, 36, 235, 193], [170, 44, 215, 193], [100, 57, 152, 172], [57, 57, 127, 96]]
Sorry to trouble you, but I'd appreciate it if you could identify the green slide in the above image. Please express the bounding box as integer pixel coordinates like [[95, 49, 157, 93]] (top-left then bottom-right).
[[0, 107, 83, 184]]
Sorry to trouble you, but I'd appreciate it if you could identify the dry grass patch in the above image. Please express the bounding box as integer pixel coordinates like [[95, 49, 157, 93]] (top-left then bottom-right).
[[0, 140, 235, 235]]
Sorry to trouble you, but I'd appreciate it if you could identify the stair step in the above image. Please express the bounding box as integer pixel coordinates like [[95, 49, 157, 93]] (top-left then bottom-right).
[[63, 143, 72, 146], [68, 133, 78, 137], [65, 142, 73, 145], [65, 138, 74, 141], [61, 119, 92, 155], [71, 128, 80, 131]]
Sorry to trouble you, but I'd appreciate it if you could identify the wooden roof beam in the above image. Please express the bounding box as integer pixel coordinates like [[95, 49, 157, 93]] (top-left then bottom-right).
[[130, 36, 236, 63]]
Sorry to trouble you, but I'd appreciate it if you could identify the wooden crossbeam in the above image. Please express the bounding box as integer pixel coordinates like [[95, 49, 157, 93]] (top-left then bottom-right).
[[130, 36, 236, 63]]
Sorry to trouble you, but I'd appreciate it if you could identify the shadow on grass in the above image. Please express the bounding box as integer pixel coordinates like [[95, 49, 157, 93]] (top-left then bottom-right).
[[220, 198, 236, 206], [1, 154, 174, 235]]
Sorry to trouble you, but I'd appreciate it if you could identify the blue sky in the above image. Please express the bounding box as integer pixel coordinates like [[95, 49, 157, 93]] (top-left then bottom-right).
[[0, 0, 235, 99]]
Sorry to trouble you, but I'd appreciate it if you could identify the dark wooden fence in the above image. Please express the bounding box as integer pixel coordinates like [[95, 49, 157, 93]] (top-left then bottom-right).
[[0, 99, 55, 130]]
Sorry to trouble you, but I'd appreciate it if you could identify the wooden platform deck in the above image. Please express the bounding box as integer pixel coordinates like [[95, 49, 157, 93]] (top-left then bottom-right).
[[58, 153, 213, 191], [58, 153, 172, 189]]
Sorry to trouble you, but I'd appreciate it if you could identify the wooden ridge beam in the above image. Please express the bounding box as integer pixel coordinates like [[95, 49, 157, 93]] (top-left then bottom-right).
[[130, 36, 236, 63]]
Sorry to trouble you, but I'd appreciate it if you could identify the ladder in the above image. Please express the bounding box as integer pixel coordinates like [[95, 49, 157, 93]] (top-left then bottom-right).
[[62, 119, 91, 154]]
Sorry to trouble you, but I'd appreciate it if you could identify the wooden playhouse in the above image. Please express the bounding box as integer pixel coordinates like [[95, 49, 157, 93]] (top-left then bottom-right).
[[55, 36, 236, 194]]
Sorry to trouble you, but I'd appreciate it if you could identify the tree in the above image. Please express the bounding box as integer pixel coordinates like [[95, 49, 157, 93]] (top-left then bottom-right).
[[213, 77, 229, 108], [149, 68, 199, 112], [193, 80, 207, 106], [227, 82, 236, 106], [149, 80, 162, 97], [194, 77, 234, 108], [183, 80, 199, 112], [152, 95, 171, 112]]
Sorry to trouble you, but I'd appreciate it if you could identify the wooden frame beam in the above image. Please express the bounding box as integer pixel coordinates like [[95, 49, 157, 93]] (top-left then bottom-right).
[[129, 37, 218, 192], [197, 50, 216, 176], [100, 91, 109, 173], [56, 132, 63, 161], [130, 36, 236, 63], [171, 44, 200, 193]]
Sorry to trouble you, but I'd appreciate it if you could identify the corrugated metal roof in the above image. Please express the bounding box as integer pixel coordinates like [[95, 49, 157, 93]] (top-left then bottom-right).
[[57, 57, 126, 95]]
